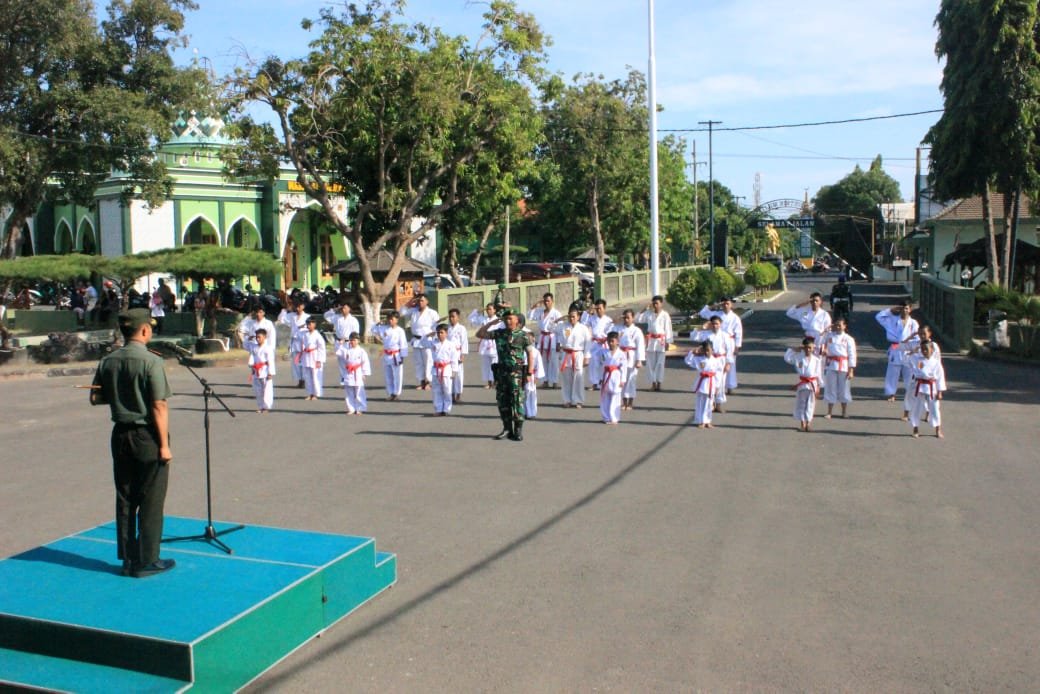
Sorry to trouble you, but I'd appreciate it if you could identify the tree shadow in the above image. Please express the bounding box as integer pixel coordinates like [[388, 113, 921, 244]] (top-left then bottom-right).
[[11, 546, 121, 575]]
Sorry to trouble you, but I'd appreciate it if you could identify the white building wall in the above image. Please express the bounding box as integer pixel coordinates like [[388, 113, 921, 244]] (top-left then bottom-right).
[[98, 200, 124, 256], [409, 217, 437, 268], [129, 200, 175, 253]]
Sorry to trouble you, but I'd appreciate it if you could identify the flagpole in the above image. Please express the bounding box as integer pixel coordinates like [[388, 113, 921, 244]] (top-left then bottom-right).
[[648, 0, 661, 295]]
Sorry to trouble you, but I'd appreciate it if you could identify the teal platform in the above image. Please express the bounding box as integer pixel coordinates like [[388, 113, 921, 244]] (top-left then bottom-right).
[[0, 517, 396, 692]]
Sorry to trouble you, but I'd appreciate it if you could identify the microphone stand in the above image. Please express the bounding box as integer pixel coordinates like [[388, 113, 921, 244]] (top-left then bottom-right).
[[162, 360, 243, 554]]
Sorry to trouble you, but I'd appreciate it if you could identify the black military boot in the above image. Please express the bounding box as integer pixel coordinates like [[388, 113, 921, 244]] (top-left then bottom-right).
[[494, 421, 512, 440], [509, 420, 523, 441]]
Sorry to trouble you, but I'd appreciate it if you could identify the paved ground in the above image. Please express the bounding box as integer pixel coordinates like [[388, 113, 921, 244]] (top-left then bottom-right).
[[2, 275, 1039, 691]]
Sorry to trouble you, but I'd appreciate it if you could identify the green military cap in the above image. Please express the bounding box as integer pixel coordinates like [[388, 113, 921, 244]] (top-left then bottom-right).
[[117, 308, 156, 331]]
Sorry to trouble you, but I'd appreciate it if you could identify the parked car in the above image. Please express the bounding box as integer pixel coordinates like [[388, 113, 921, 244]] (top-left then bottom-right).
[[555, 261, 594, 284], [423, 274, 457, 291], [508, 263, 552, 282]]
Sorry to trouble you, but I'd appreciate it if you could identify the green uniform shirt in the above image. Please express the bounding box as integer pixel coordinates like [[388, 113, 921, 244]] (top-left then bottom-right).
[[493, 328, 533, 370], [92, 342, 172, 424]]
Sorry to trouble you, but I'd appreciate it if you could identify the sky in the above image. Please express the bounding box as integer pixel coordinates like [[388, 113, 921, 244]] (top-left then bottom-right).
[[175, 0, 944, 211]]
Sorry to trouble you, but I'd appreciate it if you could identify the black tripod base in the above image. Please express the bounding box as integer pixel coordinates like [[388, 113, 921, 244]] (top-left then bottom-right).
[[163, 523, 245, 554]]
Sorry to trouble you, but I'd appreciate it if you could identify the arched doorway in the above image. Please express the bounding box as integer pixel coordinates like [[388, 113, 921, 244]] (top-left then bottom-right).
[[78, 219, 98, 255], [183, 217, 220, 245], [18, 223, 34, 256], [228, 218, 261, 249], [54, 221, 73, 254]]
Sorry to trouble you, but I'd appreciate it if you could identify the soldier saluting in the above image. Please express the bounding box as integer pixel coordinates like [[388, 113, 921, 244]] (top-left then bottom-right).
[[476, 305, 537, 442]]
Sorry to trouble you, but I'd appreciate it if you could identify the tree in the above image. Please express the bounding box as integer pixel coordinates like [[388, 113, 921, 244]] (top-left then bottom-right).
[[0, 0, 206, 259], [743, 261, 779, 294], [226, 0, 547, 333], [926, 0, 1040, 289], [536, 70, 650, 272], [814, 156, 902, 218]]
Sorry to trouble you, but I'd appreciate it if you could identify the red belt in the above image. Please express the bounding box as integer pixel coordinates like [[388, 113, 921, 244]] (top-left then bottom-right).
[[593, 337, 607, 344], [890, 342, 901, 350], [795, 376, 818, 393], [695, 371, 714, 393], [915, 377, 937, 398], [561, 347, 579, 371], [294, 346, 317, 365], [620, 346, 635, 352], [600, 364, 621, 390], [539, 331, 553, 355], [434, 360, 451, 381], [647, 332, 666, 346], [383, 349, 400, 356], [249, 361, 268, 383], [827, 355, 848, 369], [347, 362, 364, 375]]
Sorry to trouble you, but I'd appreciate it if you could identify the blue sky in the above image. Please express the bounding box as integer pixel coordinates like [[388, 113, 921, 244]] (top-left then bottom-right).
[[176, 0, 943, 209]]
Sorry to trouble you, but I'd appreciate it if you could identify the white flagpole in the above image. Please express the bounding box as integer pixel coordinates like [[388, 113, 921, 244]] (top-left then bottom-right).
[[648, 0, 661, 296]]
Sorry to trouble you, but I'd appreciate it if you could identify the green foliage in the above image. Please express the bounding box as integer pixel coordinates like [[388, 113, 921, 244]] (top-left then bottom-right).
[[712, 267, 741, 298], [226, 0, 547, 317], [0, 254, 96, 282], [974, 283, 1040, 325], [155, 246, 281, 280], [0, 0, 205, 258], [743, 262, 779, 292], [813, 157, 902, 219], [665, 269, 707, 314]]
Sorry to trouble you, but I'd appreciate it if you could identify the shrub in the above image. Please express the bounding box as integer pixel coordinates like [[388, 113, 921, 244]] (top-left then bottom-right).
[[743, 262, 779, 293], [666, 269, 708, 313]]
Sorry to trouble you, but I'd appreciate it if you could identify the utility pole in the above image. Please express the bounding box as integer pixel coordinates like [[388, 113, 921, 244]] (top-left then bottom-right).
[[698, 120, 721, 268], [691, 141, 705, 264]]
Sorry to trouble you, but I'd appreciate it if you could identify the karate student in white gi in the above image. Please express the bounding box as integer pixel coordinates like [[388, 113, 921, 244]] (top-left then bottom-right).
[[373, 311, 409, 400], [556, 308, 592, 408], [278, 301, 310, 388], [684, 340, 727, 428], [469, 303, 499, 388], [238, 306, 277, 351], [446, 308, 469, 402], [616, 309, 646, 410], [690, 315, 735, 412], [820, 317, 857, 419], [784, 337, 822, 432], [786, 292, 831, 390], [400, 293, 440, 390], [424, 323, 460, 415], [583, 299, 614, 389], [598, 332, 629, 424], [295, 315, 327, 400], [528, 292, 563, 388], [902, 325, 946, 422], [907, 340, 944, 439], [246, 328, 276, 413], [699, 297, 743, 392], [324, 302, 361, 384], [875, 300, 920, 402], [637, 295, 673, 391], [335, 332, 371, 414]]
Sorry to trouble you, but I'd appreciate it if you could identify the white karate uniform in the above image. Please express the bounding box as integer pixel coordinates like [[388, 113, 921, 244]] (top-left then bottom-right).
[[238, 316, 277, 351], [901, 337, 947, 413], [524, 349, 545, 418], [278, 309, 310, 382], [684, 352, 725, 425], [447, 322, 469, 396], [637, 308, 673, 386], [246, 341, 276, 411], [699, 305, 743, 390], [598, 348, 629, 423], [876, 309, 920, 397], [786, 304, 830, 381], [583, 313, 614, 386], [372, 324, 409, 397], [690, 329, 734, 405], [324, 309, 361, 382], [295, 328, 326, 397], [528, 305, 563, 386], [556, 321, 591, 406], [616, 324, 646, 401], [468, 309, 499, 383], [425, 337, 460, 414], [401, 306, 441, 385], [335, 344, 371, 413], [907, 352, 944, 429], [821, 332, 857, 405], [784, 348, 821, 423]]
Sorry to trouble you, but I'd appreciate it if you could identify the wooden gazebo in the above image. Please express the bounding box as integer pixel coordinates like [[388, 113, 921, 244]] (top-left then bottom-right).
[[327, 250, 438, 311]]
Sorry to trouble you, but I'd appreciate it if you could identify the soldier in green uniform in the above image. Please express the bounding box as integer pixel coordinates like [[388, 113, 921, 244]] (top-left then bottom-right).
[[476, 308, 537, 441], [90, 309, 176, 578]]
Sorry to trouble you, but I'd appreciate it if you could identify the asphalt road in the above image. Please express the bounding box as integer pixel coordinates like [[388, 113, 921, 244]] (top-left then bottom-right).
[[2, 274, 1038, 691]]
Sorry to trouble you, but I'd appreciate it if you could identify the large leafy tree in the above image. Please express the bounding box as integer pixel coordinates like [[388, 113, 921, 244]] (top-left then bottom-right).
[[0, 0, 205, 259], [226, 0, 547, 332], [927, 0, 1040, 288], [536, 70, 650, 272]]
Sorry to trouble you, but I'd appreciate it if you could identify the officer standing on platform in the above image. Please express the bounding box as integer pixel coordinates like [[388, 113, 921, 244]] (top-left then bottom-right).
[[90, 309, 176, 578], [476, 306, 537, 441]]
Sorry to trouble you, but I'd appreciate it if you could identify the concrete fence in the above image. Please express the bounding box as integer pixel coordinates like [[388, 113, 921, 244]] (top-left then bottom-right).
[[594, 265, 706, 305], [428, 277, 580, 320], [913, 271, 975, 352]]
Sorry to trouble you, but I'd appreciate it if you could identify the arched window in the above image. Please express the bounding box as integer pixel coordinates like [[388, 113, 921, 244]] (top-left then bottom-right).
[[183, 217, 219, 245]]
